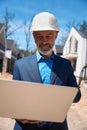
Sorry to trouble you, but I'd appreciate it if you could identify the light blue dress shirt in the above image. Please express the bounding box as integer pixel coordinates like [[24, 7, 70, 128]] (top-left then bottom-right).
[[36, 51, 54, 84], [36, 51, 54, 126]]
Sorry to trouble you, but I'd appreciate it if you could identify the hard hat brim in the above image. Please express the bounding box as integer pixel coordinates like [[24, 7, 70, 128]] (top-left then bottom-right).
[[30, 27, 60, 32]]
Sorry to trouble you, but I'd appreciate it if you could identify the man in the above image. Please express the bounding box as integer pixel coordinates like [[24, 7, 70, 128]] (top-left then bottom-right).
[[13, 12, 81, 130]]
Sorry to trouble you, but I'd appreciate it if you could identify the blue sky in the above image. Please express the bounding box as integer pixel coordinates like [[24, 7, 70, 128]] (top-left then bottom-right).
[[0, 0, 87, 50]]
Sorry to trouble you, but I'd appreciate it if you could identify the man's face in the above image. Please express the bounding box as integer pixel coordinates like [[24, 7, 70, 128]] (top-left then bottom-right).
[[33, 30, 58, 57]]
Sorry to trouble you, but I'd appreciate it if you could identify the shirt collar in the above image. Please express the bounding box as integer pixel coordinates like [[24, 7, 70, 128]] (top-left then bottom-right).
[[36, 51, 42, 62], [36, 51, 54, 62]]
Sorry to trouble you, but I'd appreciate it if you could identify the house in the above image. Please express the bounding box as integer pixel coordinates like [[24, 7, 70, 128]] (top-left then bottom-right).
[[6, 39, 19, 59], [0, 23, 6, 72], [53, 45, 64, 56], [6, 39, 19, 73], [0, 23, 19, 73], [63, 27, 87, 82]]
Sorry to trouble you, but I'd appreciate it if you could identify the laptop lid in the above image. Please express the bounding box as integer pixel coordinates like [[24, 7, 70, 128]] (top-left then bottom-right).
[[0, 78, 78, 123]]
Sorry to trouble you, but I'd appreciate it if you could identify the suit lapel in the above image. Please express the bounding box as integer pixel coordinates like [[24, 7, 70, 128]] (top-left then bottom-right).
[[50, 55, 63, 85], [29, 54, 63, 85], [29, 54, 42, 83]]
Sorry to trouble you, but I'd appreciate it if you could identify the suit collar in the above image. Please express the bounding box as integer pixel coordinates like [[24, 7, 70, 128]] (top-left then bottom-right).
[[31, 54, 63, 85], [29, 54, 42, 83], [36, 51, 54, 62]]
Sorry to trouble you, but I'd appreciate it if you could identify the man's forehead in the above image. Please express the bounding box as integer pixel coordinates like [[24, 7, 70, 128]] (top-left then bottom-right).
[[33, 30, 56, 35]]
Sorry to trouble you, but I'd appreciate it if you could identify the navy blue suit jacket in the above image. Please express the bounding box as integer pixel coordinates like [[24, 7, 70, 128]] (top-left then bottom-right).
[[13, 54, 81, 130]]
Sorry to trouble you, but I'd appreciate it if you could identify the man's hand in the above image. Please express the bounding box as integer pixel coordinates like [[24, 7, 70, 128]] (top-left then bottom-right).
[[16, 119, 42, 124]]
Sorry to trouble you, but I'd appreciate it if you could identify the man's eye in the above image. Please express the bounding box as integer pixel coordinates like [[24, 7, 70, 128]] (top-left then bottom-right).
[[38, 36, 43, 39], [46, 36, 49, 38], [46, 35, 52, 39]]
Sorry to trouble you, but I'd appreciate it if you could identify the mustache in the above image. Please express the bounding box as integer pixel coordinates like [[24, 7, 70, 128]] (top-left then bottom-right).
[[39, 43, 52, 47]]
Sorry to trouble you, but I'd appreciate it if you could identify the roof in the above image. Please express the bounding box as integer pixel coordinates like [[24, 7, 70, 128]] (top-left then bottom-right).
[[55, 45, 64, 54], [79, 31, 87, 38], [7, 39, 15, 50], [74, 27, 87, 38]]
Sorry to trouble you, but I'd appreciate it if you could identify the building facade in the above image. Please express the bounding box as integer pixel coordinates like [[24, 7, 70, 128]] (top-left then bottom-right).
[[63, 27, 87, 82], [0, 23, 19, 73]]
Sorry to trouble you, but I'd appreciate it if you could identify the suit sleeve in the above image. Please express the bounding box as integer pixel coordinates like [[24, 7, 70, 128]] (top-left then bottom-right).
[[13, 61, 21, 80], [67, 61, 81, 103]]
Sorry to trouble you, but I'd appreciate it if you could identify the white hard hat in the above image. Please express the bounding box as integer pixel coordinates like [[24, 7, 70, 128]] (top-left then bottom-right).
[[30, 12, 60, 32]]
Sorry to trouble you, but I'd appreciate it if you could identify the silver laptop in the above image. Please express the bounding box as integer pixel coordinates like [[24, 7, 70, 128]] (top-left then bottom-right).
[[0, 78, 78, 123]]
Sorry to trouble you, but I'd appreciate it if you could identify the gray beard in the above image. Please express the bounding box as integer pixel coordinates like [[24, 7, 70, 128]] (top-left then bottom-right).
[[38, 48, 53, 56]]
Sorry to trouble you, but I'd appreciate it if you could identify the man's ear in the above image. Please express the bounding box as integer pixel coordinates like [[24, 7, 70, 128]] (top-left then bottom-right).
[[55, 31, 59, 38]]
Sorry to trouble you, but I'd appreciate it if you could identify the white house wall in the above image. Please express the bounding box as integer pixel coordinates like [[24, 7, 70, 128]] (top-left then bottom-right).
[[76, 37, 85, 77], [63, 27, 87, 78]]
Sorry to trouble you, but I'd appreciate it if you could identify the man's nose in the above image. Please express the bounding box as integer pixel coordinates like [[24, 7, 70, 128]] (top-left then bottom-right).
[[42, 37, 48, 43]]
